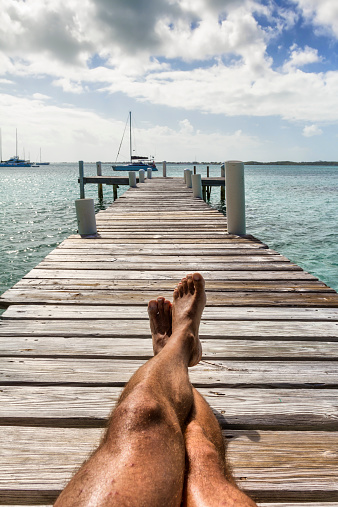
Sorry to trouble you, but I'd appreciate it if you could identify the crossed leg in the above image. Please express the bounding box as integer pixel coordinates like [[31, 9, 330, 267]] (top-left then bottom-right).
[[54, 273, 206, 507], [148, 278, 257, 507]]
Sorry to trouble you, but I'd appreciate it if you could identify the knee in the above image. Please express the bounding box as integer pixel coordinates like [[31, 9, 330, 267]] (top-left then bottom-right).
[[110, 384, 166, 434]]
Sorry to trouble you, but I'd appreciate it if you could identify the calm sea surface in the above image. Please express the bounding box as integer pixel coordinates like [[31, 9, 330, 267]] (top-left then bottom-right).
[[0, 163, 337, 312]]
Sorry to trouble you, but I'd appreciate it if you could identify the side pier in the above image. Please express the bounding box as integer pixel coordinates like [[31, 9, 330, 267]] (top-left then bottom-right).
[[0, 177, 338, 504]]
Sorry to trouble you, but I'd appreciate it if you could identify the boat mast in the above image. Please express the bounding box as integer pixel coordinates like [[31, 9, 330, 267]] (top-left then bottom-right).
[[129, 111, 132, 162], [16, 128, 18, 158], [0, 128, 2, 162]]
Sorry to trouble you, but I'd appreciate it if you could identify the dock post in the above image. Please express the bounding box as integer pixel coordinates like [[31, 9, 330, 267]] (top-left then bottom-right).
[[225, 160, 246, 235], [129, 171, 137, 187], [185, 169, 192, 188], [79, 160, 85, 199], [192, 173, 202, 198], [163, 160, 167, 177], [184, 169, 189, 183], [147, 168, 152, 179], [96, 161, 103, 202], [220, 163, 225, 200], [202, 185, 206, 201], [139, 169, 145, 183], [206, 165, 210, 200], [193, 165, 196, 175], [75, 198, 97, 236], [113, 184, 118, 201]]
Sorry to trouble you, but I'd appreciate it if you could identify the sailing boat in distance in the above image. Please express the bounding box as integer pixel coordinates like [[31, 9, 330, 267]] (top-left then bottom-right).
[[38, 148, 50, 165], [112, 112, 157, 171], [0, 128, 33, 167]]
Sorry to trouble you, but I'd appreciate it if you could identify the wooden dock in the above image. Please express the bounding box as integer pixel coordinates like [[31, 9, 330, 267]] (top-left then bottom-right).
[[0, 177, 338, 505]]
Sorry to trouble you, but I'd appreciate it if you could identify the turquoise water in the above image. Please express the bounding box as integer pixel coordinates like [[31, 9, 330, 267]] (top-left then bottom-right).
[[0, 163, 337, 309]]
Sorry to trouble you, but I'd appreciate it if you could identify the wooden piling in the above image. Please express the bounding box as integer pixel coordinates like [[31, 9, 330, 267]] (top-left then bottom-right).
[[96, 162, 103, 202]]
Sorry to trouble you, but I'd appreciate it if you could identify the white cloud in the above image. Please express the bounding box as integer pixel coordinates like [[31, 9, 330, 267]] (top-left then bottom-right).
[[302, 124, 323, 136], [283, 45, 321, 71], [293, 0, 338, 38]]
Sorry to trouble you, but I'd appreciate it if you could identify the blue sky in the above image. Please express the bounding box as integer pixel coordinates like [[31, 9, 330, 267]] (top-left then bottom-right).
[[1, 0, 338, 162]]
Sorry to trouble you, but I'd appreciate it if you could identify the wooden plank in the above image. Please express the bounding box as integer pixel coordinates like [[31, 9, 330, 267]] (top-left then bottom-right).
[[36, 261, 302, 271], [4, 305, 338, 321], [22, 269, 318, 281], [2, 336, 338, 360], [1, 319, 337, 339], [2, 289, 338, 307], [1, 386, 337, 430], [0, 427, 336, 502], [7, 278, 334, 293], [43, 254, 291, 263], [0, 358, 337, 386]]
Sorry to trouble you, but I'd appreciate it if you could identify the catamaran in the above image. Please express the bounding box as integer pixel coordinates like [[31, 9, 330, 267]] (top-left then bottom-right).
[[112, 112, 157, 171]]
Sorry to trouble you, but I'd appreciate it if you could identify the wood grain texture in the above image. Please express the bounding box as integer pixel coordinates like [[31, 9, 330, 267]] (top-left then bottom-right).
[[0, 427, 337, 502], [0, 177, 337, 504]]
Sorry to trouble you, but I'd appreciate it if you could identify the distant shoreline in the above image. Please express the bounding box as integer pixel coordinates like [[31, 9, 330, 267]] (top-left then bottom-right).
[[166, 161, 338, 166]]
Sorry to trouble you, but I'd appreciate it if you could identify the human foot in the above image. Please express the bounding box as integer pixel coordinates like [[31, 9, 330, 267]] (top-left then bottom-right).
[[147, 297, 172, 355], [172, 273, 206, 367]]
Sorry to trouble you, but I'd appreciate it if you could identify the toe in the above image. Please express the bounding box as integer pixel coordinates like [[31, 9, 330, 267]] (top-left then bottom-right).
[[178, 281, 184, 297], [181, 277, 189, 294], [157, 297, 165, 313], [192, 272, 205, 290], [187, 274, 195, 294], [163, 299, 171, 312], [148, 300, 158, 316], [173, 288, 180, 300]]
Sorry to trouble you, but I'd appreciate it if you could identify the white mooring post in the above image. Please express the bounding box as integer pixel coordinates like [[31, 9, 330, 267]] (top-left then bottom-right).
[[192, 173, 202, 198], [147, 168, 152, 179], [75, 198, 97, 237], [139, 169, 145, 183], [163, 160, 167, 177], [184, 168, 189, 183], [129, 171, 137, 187], [185, 169, 192, 188], [225, 160, 246, 235]]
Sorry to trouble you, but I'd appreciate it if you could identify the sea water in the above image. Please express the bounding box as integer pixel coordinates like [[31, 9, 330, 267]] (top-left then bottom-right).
[[0, 163, 337, 315]]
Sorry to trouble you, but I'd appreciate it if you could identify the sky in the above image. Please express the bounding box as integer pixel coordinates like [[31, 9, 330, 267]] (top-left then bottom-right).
[[1, 0, 338, 163]]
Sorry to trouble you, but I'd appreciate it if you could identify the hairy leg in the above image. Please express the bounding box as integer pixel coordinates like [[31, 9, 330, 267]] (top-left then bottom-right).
[[54, 273, 206, 507], [183, 392, 258, 507], [148, 283, 257, 507]]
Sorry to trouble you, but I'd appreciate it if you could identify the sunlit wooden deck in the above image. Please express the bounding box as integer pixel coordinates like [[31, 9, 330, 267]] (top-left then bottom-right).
[[0, 177, 337, 505]]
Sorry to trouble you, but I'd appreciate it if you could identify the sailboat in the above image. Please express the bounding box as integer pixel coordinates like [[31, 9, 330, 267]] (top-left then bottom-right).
[[0, 128, 33, 167], [112, 112, 157, 171], [38, 148, 50, 165]]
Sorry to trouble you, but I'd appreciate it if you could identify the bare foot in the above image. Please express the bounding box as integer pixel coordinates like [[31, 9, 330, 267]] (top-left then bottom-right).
[[172, 273, 206, 367], [148, 297, 172, 355]]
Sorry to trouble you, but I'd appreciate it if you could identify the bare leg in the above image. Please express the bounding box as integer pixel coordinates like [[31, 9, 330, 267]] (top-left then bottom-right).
[[148, 281, 257, 507], [54, 273, 206, 507], [183, 392, 257, 507]]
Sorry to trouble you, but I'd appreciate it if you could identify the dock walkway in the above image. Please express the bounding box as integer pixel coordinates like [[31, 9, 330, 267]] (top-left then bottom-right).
[[0, 177, 338, 505]]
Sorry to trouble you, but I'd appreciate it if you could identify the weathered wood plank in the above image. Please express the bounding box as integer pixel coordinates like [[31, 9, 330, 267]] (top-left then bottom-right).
[[4, 304, 338, 320], [0, 358, 337, 386], [2, 335, 338, 360], [36, 261, 301, 271], [1, 319, 337, 339], [22, 269, 318, 281], [1, 386, 337, 430], [0, 428, 337, 502], [3, 288, 338, 307]]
